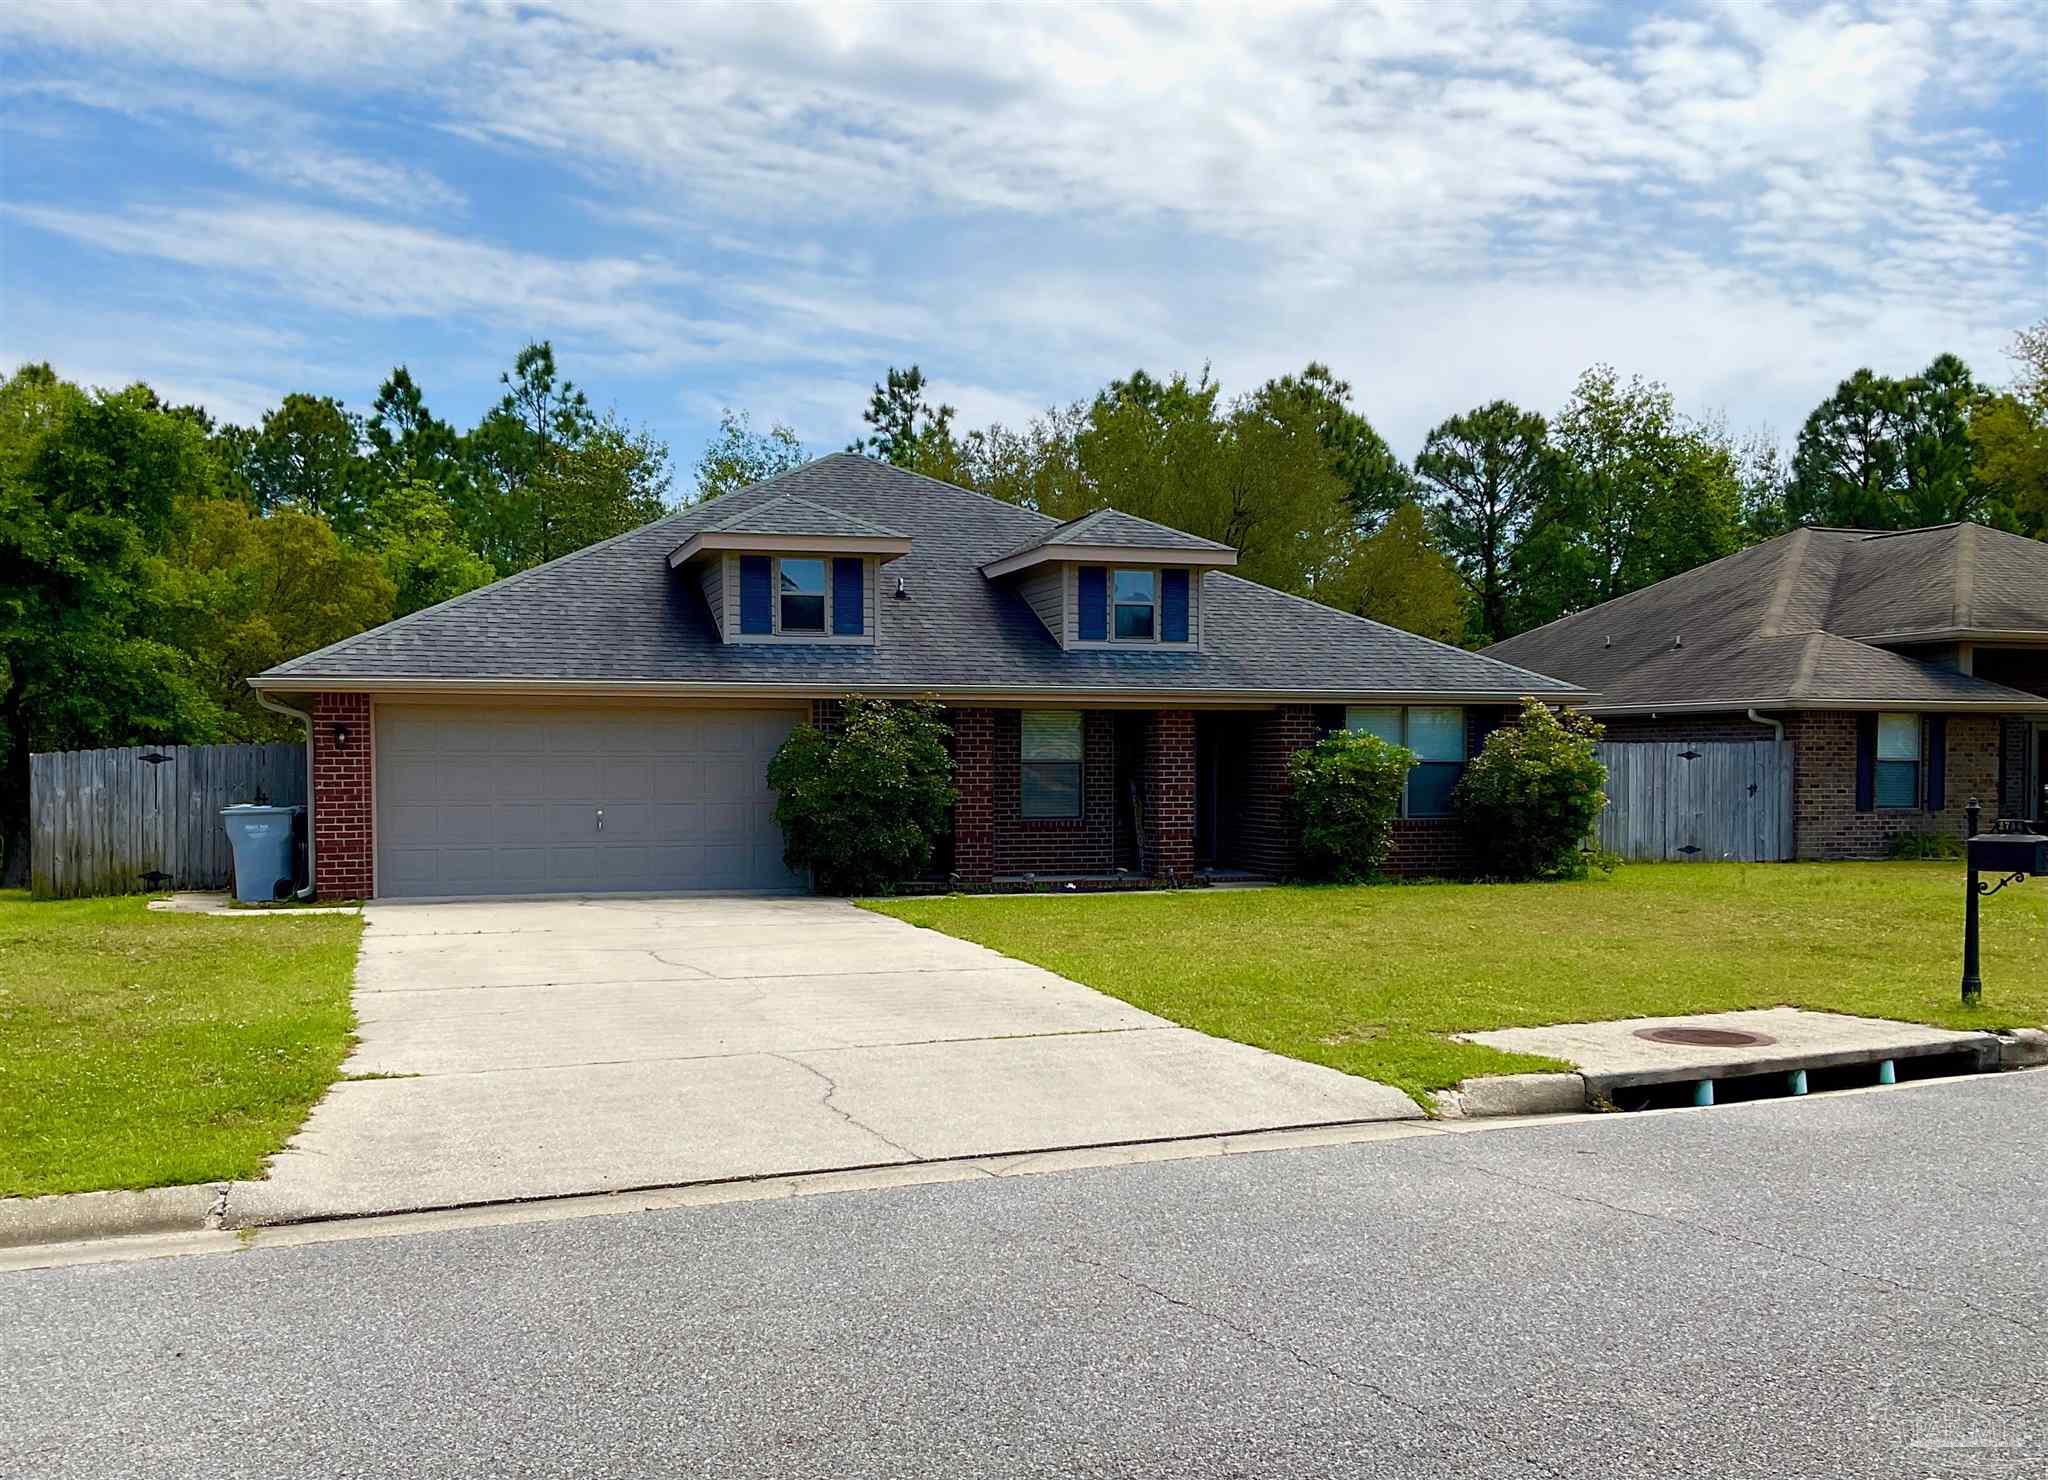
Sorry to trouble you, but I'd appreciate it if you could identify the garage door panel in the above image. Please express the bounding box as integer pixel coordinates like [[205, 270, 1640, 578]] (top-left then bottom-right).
[[375, 705, 803, 898]]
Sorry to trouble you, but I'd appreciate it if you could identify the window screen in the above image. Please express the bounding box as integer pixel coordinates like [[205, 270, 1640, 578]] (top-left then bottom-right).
[[1021, 710, 1084, 819], [1876, 713, 1921, 809]]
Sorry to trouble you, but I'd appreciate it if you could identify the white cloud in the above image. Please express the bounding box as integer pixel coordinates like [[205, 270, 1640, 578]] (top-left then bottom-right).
[[218, 144, 467, 215]]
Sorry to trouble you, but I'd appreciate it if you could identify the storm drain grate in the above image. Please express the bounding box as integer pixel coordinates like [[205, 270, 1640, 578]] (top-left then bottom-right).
[[1632, 1026, 1778, 1048]]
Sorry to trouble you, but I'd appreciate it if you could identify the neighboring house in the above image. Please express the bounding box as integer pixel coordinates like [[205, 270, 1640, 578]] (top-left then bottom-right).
[[252, 455, 1583, 899], [1483, 523, 2048, 860]]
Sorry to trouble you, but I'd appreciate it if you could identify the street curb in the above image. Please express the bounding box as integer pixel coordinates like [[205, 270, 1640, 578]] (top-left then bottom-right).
[[0, 1184, 225, 1249], [1997, 1030, 2048, 1069], [1433, 1072, 1589, 1119]]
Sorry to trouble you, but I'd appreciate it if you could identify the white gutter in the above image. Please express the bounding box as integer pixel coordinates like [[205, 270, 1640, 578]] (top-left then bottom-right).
[[252, 690, 317, 901], [1745, 707, 1785, 742]]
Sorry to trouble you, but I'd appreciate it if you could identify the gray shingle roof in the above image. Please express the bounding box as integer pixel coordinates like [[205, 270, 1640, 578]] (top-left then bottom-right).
[[693, 493, 909, 541], [1481, 524, 2048, 711], [260, 454, 1583, 701], [997, 506, 1237, 559]]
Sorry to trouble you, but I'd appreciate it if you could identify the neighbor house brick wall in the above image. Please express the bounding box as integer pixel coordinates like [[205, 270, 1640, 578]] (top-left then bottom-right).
[[1595, 711, 1779, 744], [1789, 711, 2000, 860], [989, 708, 1115, 875], [1144, 710, 1196, 880], [310, 692, 373, 899], [949, 708, 995, 883]]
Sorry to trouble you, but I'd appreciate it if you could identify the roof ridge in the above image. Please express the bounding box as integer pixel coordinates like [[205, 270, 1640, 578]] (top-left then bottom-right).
[[1758, 527, 1809, 639], [700, 488, 909, 538], [1954, 521, 1977, 629], [817, 450, 1059, 529]]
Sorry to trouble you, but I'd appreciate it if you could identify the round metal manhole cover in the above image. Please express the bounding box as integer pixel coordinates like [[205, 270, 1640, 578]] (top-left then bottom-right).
[[1633, 1026, 1777, 1048]]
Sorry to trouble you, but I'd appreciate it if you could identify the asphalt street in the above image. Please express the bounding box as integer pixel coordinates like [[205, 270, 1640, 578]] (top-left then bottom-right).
[[6, 1072, 2044, 1479]]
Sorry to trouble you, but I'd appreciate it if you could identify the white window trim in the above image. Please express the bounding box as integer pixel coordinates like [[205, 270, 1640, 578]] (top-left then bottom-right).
[[1111, 566, 1159, 643], [1874, 711, 1924, 811], [774, 555, 829, 636], [1020, 709, 1085, 820], [1345, 705, 1467, 819]]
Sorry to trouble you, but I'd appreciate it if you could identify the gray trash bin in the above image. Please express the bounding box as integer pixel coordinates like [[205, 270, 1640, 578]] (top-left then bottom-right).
[[221, 804, 303, 903]]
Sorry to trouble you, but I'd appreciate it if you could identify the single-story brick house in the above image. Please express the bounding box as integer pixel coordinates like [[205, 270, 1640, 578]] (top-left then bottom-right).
[[250, 455, 1584, 899], [1482, 523, 2048, 860]]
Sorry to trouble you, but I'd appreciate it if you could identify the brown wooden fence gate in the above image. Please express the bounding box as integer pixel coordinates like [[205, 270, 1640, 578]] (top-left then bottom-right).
[[28, 743, 306, 898], [1594, 740, 1794, 862]]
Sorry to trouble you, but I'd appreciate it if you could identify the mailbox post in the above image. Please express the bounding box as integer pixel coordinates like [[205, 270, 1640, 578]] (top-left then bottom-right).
[[1961, 799, 2048, 1006]]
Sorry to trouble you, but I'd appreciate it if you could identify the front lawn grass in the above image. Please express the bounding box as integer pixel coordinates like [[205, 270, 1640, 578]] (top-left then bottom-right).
[[870, 863, 2047, 1105], [0, 890, 361, 1198]]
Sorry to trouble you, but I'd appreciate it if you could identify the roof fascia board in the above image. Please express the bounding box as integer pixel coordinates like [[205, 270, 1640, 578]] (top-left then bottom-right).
[[667, 532, 912, 568], [1586, 697, 2048, 715], [250, 675, 1591, 706], [981, 543, 1239, 579]]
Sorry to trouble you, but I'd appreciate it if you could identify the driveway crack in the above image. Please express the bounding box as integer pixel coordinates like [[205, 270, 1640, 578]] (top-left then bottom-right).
[[1050, 1242, 1569, 1479], [766, 1052, 924, 1162]]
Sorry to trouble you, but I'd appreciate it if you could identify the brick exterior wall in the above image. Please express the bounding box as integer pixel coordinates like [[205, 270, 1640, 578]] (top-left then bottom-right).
[[949, 708, 995, 883], [989, 709, 1116, 875], [1238, 705, 1320, 877], [1596, 711, 1778, 744], [1144, 710, 1196, 880], [1788, 711, 2001, 860], [310, 692, 373, 899]]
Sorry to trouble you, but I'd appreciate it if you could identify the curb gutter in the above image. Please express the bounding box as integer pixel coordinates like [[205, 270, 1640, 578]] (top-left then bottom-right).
[[0, 1184, 226, 1250]]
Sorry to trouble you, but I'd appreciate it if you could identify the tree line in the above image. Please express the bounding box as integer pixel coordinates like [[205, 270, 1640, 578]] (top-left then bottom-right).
[[5, 324, 2043, 880]]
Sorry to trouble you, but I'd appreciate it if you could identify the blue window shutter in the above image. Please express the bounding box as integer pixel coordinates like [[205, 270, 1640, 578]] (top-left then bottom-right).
[[1161, 569, 1190, 642], [832, 557, 864, 636], [1077, 566, 1107, 641], [740, 555, 772, 634], [1924, 715, 1946, 812], [1853, 713, 1877, 813]]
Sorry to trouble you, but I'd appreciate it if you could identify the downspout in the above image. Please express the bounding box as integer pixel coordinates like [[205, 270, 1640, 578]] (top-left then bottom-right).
[[1746, 708, 1785, 742], [253, 689, 318, 901]]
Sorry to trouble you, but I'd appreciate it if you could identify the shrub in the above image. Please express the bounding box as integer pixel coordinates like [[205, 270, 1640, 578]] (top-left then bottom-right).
[[1889, 829, 1964, 860], [1288, 730, 1414, 882], [1454, 700, 1609, 881], [766, 696, 956, 895]]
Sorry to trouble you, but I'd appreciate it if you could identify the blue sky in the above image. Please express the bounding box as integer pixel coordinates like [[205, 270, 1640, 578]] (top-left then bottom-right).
[[2, 0, 2043, 480]]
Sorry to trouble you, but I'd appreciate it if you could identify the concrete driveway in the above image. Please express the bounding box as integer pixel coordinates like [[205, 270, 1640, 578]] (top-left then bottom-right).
[[230, 896, 1417, 1224]]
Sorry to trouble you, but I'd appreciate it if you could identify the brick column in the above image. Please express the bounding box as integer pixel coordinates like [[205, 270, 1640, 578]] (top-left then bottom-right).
[[311, 692, 374, 899], [950, 707, 995, 884], [1144, 709, 1197, 881], [1239, 705, 1320, 878]]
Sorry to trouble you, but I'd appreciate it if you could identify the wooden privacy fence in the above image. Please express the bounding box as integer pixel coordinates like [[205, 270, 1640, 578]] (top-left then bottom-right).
[[1594, 740, 1794, 863], [29, 742, 307, 899]]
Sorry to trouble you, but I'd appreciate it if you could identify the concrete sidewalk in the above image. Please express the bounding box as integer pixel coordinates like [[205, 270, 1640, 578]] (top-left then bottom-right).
[[227, 895, 1417, 1224]]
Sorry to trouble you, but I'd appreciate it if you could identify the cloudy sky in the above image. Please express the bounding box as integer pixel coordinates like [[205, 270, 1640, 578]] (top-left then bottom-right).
[[2, 0, 2043, 471]]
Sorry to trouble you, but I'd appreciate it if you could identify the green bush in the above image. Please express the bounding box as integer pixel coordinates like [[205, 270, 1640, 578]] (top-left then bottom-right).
[[766, 696, 956, 895], [1455, 700, 1609, 880], [1288, 730, 1414, 882], [1889, 829, 1963, 860]]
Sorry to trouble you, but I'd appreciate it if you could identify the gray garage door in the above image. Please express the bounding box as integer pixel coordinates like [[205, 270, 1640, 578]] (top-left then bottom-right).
[[374, 705, 803, 898]]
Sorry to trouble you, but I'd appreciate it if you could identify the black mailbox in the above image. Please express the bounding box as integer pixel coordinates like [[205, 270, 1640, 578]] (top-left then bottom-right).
[[1968, 827, 2048, 877]]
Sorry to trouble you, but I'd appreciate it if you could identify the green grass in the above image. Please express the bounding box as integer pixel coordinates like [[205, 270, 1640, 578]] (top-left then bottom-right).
[[870, 863, 2048, 1105], [0, 890, 361, 1198]]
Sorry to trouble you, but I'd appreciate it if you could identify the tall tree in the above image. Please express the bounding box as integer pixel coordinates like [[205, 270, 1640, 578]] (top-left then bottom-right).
[[1972, 320, 2048, 538], [1787, 355, 1989, 529], [235, 392, 372, 537], [365, 366, 469, 501], [1251, 363, 1412, 528], [694, 408, 805, 502], [160, 500, 396, 738], [1413, 400, 1553, 646], [851, 365, 964, 483], [0, 369, 223, 881], [1324, 502, 1465, 644], [360, 479, 496, 617]]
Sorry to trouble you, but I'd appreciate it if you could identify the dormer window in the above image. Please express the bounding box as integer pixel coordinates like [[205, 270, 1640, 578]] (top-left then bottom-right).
[[1113, 569, 1156, 640], [779, 558, 827, 633]]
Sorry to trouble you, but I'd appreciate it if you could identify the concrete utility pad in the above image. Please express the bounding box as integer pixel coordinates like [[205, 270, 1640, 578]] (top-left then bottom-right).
[[1464, 1008, 1998, 1095], [232, 896, 1417, 1224]]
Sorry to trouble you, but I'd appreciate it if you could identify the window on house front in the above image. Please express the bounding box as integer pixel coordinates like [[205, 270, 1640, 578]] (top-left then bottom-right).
[[1113, 568, 1156, 640], [1876, 713, 1921, 808], [778, 558, 826, 633], [1021, 710, 1083, 818], [1345, 705, 1467, 818]]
